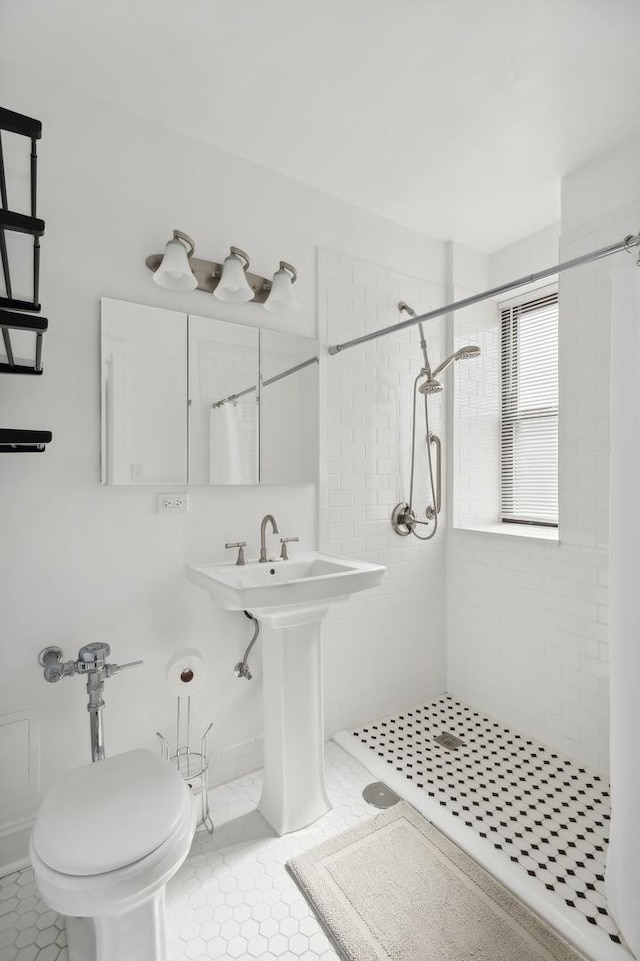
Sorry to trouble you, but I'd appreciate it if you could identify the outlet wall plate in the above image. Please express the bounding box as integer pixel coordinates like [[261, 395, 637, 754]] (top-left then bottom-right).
[[156, 492, 189, 514]]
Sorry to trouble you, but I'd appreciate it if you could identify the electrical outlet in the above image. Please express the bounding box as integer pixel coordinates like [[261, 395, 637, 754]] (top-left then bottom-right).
[[156, 492, 189, 514]]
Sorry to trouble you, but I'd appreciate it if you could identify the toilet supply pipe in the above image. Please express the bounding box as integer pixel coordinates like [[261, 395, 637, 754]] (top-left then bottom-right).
[[38, 643, 143, 761]]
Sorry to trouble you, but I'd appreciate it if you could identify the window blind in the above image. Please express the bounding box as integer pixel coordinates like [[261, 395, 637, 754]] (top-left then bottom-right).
[[501, 291, 558, 527]]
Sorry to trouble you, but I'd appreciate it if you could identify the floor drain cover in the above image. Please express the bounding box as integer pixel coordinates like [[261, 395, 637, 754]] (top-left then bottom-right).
[[434, 732, 464, 750], [362, 782, 401, 808]]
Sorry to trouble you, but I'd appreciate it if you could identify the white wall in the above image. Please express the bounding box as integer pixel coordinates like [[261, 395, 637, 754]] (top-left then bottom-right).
[[0, 61, 446, 868], [319, 250, 448, 734], [489, 222, 561, 287]]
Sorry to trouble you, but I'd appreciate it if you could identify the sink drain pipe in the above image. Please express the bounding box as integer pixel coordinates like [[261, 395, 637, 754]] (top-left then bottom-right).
[[235, 611, 259, 680]]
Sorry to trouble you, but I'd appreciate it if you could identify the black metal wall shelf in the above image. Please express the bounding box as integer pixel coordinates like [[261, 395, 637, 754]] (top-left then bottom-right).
[[0, 428, 52, 452], [1, 106, 51, 451], [0, 310, 48, 374], [0, 106, 44, 313]]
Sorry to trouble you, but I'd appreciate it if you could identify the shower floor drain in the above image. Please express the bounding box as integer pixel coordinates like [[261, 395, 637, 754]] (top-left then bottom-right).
[[433, 732, 464, 750], [362, 781, 400, 808]]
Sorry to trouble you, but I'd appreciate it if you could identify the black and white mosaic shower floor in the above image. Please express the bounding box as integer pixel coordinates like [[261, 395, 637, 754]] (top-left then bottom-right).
[[347, 694, 621, 946]]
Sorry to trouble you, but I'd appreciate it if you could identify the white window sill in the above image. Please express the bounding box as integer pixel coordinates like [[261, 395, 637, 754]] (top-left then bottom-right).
[[453, 523, 559, 543]]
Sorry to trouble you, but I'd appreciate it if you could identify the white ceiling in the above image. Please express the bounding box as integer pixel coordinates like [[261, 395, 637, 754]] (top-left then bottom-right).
[[3, 0, 640, 252]]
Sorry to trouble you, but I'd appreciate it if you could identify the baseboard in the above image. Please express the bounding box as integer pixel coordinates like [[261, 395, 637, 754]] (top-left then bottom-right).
[[0, 820, 34, 878]]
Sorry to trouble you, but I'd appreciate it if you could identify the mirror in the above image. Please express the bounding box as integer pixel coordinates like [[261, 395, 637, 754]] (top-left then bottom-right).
[[101, 299, 188, 485], [100, 299, 319, 486], [188, 315, 259, 485], [260, 329, 319, 484]]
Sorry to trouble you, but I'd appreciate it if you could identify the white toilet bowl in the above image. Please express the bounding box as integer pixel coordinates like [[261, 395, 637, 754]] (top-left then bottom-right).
[[30, 748, 196, 961]]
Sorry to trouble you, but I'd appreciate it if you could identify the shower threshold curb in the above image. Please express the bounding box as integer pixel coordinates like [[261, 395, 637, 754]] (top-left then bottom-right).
[[333, 729, 630, 961]]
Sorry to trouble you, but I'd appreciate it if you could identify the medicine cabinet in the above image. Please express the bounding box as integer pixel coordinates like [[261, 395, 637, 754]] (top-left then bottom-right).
[[100, 298, 318, 486]]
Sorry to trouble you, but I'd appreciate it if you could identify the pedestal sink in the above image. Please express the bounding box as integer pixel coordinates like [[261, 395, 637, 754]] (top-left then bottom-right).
[[187, 552, 385, 834]]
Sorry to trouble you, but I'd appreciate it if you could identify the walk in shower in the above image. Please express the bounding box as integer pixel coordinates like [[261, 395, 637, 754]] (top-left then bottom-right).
[[334, 695, 620, 960], [325, 230, 640, 960]]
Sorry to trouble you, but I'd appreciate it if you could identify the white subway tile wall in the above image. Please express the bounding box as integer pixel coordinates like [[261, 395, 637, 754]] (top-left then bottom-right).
[[447, 201, 640, 774], [451, 295, 502, 529], [318, 248, 449, 736]]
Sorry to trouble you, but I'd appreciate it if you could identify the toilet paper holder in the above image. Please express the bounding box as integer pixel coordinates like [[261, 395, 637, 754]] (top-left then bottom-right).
[[157, 698, 214, 834]]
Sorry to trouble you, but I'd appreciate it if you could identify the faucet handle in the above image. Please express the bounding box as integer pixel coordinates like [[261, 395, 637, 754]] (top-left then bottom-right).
[[225, 541, 247, 566], [279, 537, 299, 561]]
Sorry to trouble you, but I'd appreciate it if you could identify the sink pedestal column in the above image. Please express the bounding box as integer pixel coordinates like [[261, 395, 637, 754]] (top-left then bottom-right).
[[258, 610, 331, 835]]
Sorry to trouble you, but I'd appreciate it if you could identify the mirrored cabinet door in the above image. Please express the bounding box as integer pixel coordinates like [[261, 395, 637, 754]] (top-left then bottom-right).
[[188, 315, 259, 485], [260, 329, 319, 484], [101, 298, 187, 485]]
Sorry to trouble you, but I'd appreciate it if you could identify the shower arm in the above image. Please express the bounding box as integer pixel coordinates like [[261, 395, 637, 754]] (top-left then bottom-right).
[[399, 303, 432, 375], [329, 232, 640, 356]]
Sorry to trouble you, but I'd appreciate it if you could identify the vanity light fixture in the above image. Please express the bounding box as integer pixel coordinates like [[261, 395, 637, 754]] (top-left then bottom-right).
[[145, 231, 299, 310], [151, 230, 198, 291], [214, 247, 254, 303], [263, 262, 298, 312]]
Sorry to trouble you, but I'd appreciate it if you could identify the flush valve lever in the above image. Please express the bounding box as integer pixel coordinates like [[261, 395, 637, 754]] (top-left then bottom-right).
[[105, 659, 144, 677]]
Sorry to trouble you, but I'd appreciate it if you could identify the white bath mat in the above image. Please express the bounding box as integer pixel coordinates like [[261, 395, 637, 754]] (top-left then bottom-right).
[[287, 802, 585, 961]]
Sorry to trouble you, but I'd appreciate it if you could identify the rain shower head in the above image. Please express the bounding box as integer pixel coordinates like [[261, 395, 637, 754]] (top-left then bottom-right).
[[418, 376, 444, 395], [432, 344, 481, 379]]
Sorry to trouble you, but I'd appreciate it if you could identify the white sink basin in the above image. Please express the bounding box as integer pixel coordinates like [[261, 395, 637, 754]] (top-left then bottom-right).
[[187, 551, 385, 618]]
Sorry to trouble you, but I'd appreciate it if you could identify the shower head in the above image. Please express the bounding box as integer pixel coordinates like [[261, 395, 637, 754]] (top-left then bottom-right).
[[418, 376, 444, 395], [453, 345, 481, 361], [432, 344, 480, 379]]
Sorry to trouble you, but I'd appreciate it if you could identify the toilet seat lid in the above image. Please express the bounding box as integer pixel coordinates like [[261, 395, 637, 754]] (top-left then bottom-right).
[[32, 748, 191, 876]]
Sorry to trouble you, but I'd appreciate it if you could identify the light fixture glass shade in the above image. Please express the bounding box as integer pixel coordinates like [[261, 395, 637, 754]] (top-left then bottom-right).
[[264, 264, 298, 312], [214, 251, 254, 303], [153, 235, 198, 290]]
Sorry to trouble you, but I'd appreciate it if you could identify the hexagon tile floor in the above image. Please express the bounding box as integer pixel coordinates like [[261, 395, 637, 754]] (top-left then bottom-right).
[[0, 697, 629, 961], [0, 742, 374, 961]]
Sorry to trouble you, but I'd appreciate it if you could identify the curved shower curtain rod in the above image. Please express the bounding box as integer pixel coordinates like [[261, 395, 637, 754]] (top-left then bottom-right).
[[328, 231, 640, 356]]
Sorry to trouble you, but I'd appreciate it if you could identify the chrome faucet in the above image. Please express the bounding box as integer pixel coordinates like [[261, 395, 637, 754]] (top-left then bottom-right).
[[259, 514, 280, 562]]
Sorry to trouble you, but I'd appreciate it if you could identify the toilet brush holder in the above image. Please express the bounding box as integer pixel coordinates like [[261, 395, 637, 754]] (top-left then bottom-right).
[[157, 696, 214, 833]]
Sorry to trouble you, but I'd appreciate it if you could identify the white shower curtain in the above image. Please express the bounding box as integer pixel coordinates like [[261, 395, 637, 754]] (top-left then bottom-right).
[[209, 403, 248, 484]]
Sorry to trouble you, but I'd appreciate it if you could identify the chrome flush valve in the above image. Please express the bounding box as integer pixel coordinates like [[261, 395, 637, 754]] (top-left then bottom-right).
[[38, 643, 143, 683], [38, 643, 143, 762]]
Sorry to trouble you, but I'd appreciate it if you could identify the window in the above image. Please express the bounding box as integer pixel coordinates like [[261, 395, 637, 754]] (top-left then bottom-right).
[[500, 291, 558, 527]]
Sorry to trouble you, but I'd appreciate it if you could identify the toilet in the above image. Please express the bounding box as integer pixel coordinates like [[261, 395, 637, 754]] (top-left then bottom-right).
[[30, 748, 196, 961]]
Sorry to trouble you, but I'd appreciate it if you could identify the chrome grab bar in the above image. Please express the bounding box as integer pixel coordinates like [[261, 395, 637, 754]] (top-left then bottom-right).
[[391, 430, 442, 535], [426, 432, 441, 518]]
